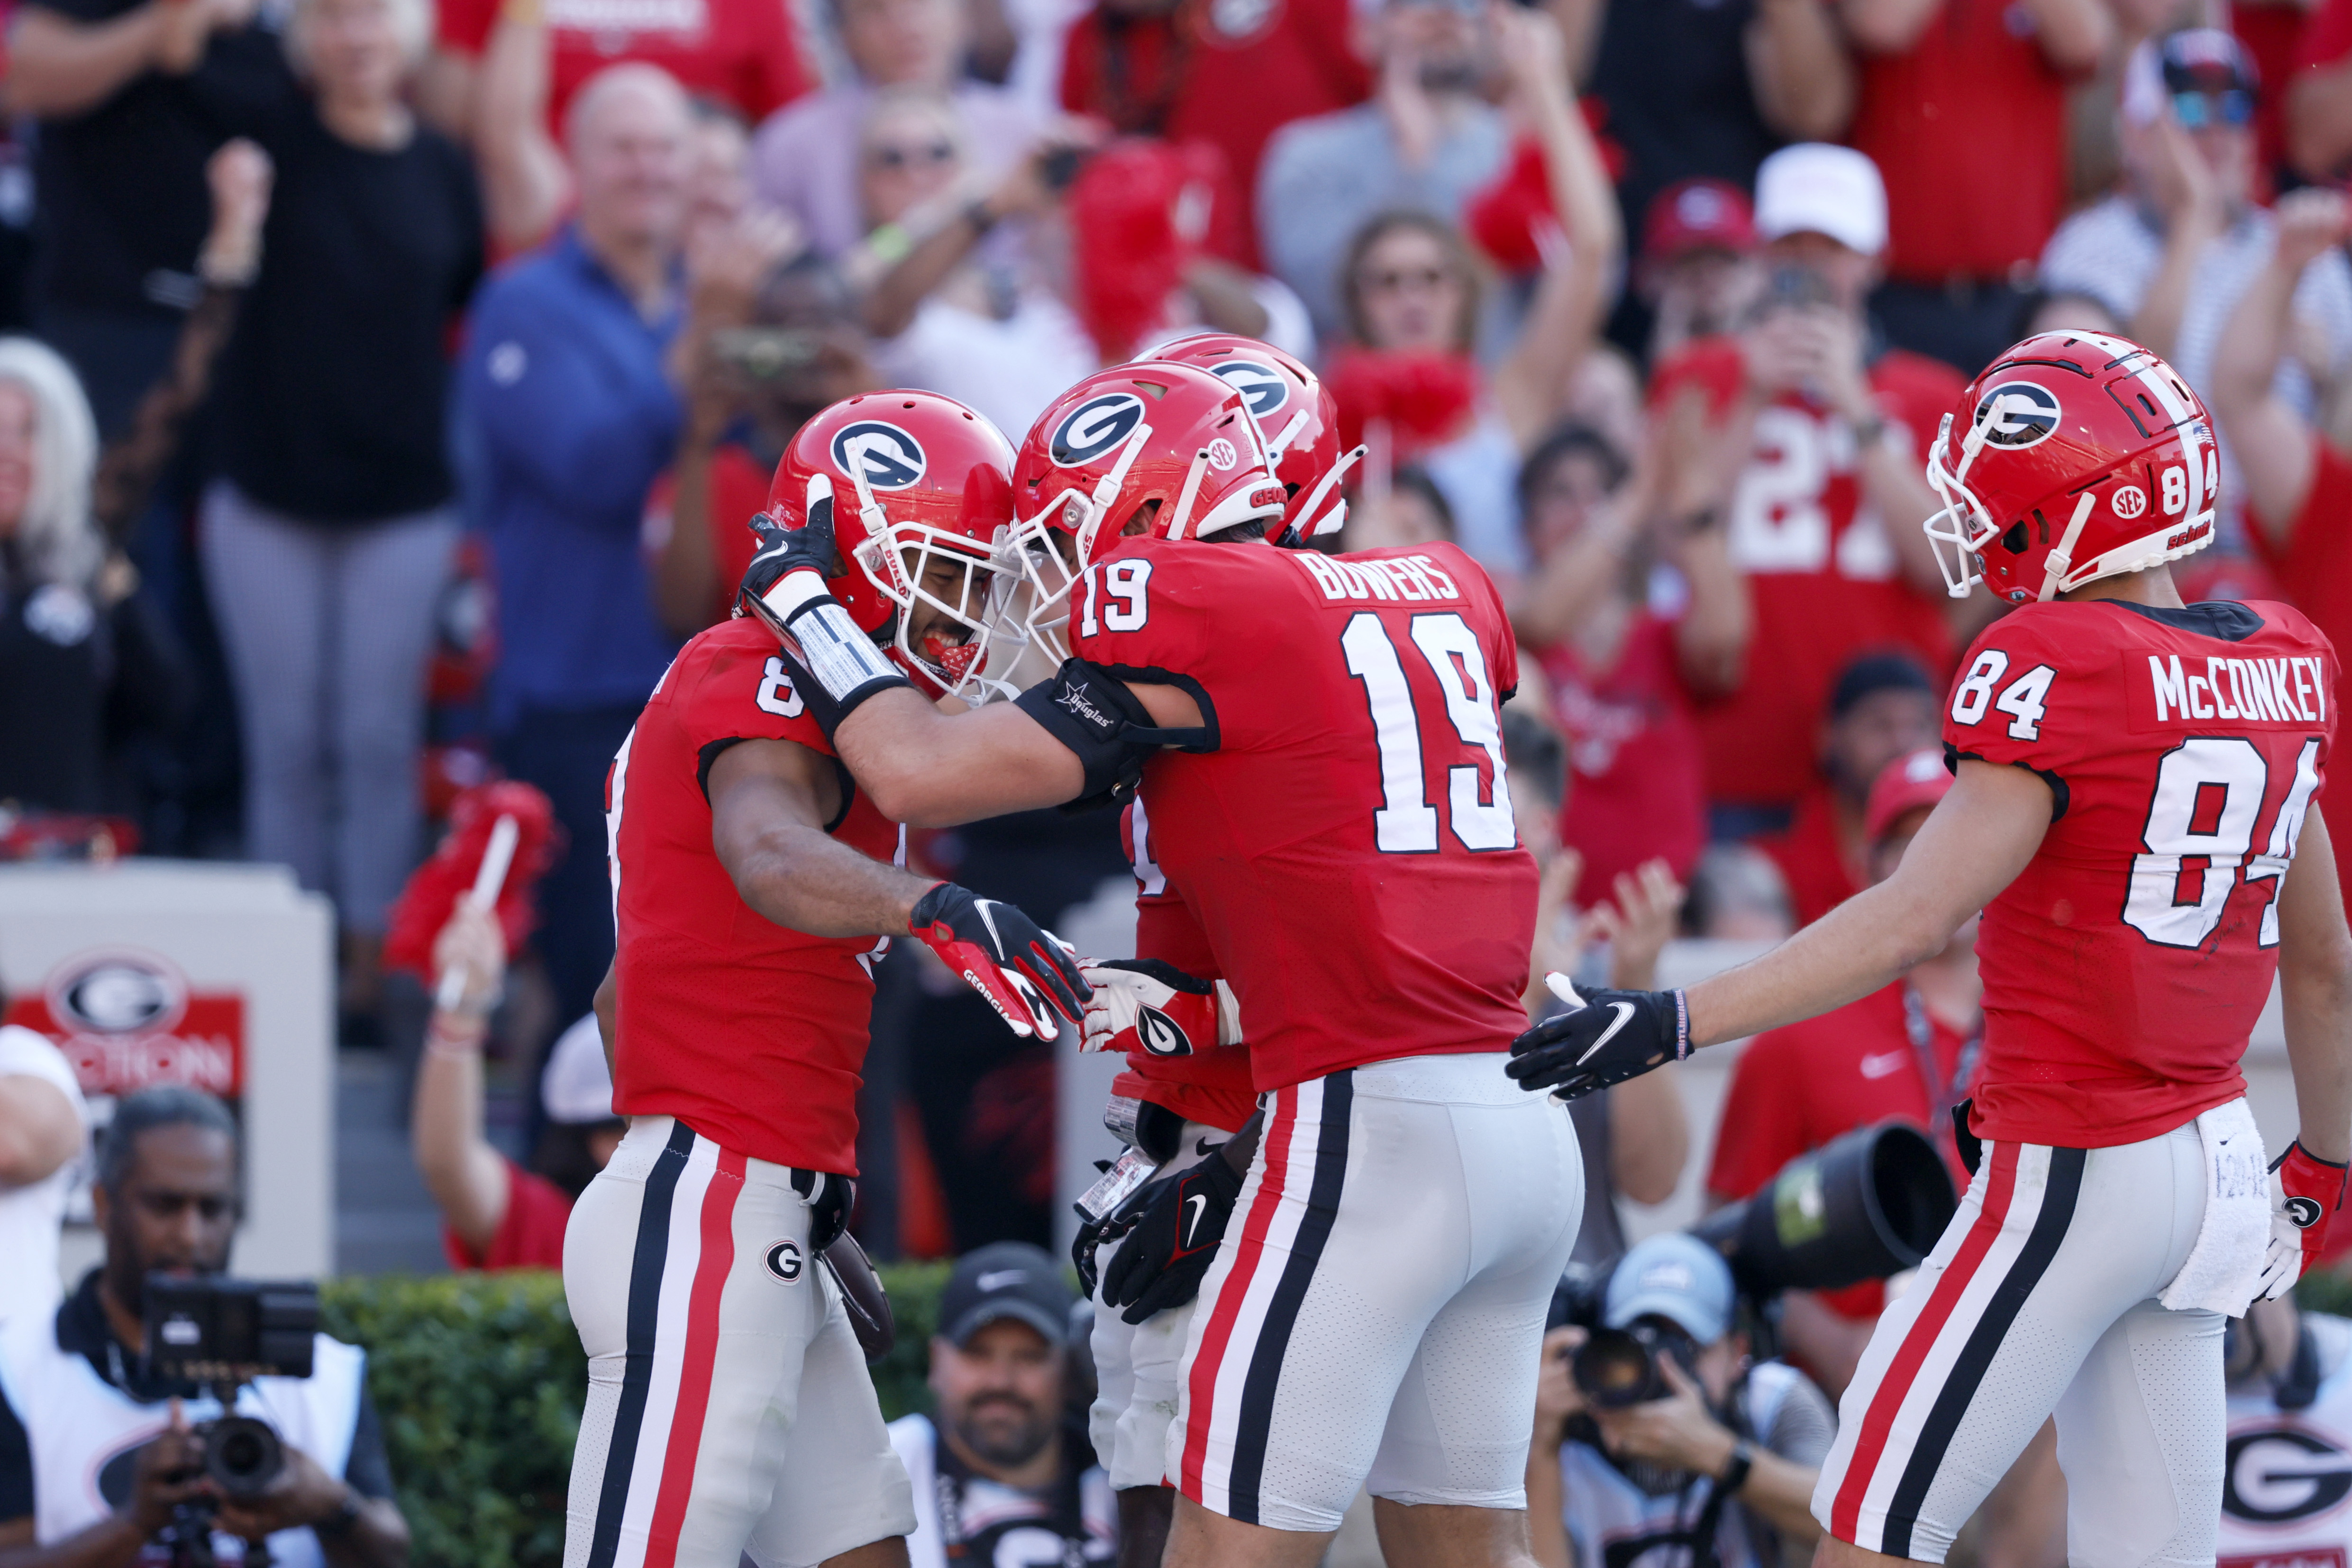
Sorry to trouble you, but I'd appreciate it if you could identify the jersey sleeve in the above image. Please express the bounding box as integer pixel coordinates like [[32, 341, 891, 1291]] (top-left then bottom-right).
[[1940, 609, 2088, 818], [1066, 541, 1231, 747], [670, 628, 835, 765]]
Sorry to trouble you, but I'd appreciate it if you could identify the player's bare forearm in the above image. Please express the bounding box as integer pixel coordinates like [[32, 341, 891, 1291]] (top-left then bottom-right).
[[2278, 808, 2352, 1163], [833, 689, 1086, 826], [709, 735, 938, 935], [1686, 761, 2048, 1046]]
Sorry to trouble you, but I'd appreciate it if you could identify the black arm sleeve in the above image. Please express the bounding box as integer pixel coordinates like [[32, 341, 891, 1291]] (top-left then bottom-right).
[[1014, 657, 1168, 805], [341, 1385, 394, 1500], [0, 1374, 33, 1522]]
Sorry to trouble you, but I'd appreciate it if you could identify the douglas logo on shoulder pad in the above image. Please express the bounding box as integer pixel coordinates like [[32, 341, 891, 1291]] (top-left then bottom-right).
[[829, 421, 927, 489], [1051, 393, 1146, 466]]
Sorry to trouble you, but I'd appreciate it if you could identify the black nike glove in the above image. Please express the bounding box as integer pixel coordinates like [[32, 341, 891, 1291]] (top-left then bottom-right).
[[737, 500, 838, 629], [1504, 978, 1689, 1102], [909, 881, 1090, 1040], [804, 1172, 856, 1252], [738, 487, 911, 735], [1101, 1149, 1245, 1324]]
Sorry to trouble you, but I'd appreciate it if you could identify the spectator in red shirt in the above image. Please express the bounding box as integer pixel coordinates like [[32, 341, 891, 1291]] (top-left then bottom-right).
[[411, 902, 623, 1270], [1056, 0, 1367, 268], [1838, 0, 2111, 377], [749, 0, 1041, 259], [1710, 745, 1978, 1389], [2210, 183, 2352, 914], [1648, 143, 1960, 827], [1513, 408, 1750, 909], [1760, 651, 1937, 927], [437, 0, 810, 141]]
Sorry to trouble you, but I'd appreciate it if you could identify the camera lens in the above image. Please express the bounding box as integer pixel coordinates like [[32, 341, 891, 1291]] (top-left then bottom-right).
[[203, 1416, 284, 1500], [1571, 1329, 1659, 1410]]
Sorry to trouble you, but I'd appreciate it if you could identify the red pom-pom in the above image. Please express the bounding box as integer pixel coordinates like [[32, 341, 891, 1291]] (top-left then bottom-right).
[[1067, 137, 1224, 360], [1465, 136, 1556, 274], [382, 780, 563, 980], [1324, 347, 1479, 460]]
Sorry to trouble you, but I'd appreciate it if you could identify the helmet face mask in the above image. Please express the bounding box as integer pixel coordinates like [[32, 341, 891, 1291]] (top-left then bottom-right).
[[763, 392, 1021, 702], [1919, 332, 2217, 605]]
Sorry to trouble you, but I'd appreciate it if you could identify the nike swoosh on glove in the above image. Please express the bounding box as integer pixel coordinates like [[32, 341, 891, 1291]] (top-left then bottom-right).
[[737, 492, 839, 632], [1101, 1149, 1244, 1325], [1079, 958, 1217, 1056], [2260, 1140, 2349, 1300], [909, 881, 1090, 1040], [1503, 975, 1690, 1102]]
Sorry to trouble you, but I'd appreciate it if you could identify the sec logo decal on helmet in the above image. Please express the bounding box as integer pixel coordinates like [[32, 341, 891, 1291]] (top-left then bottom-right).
[[829, 420, 927, 489]]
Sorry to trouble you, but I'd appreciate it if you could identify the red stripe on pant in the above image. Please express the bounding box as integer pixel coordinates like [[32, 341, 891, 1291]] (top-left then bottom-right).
[[643, 1147, 748, 1567], [1179, 1085, 1297, 1500], [1830, 1141, 2021, 1544]]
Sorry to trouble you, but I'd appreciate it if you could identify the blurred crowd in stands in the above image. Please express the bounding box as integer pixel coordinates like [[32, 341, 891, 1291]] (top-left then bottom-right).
[[6, 0, 2352, 1283]]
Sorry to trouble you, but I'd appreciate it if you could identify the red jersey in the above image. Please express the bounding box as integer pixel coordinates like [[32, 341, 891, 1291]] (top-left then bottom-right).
[[1761, 783, 1863, 929], [1111, 796, 1257, 1134], [1650, 339, 1961, 810], [1057, 0, 1367, 267], [607, 617, 903, 1172], [1846, 0, 2078, 283], [1944, 598, 2337, 1148], [1536, 611, 1706, 906], [437, 0, 811, 130], [2247, 438, 2352, 909], [444, 1155, 572, 1272], [1068, 538, 1538, 1092]]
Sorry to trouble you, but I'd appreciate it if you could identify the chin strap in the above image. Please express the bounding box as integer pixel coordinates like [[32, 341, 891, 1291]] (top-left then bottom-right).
[[2035, 492, 2099, 603]]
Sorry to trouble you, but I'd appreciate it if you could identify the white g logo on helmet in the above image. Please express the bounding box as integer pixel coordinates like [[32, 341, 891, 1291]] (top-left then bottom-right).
[[830, 421, 928, 489], [1051, 394, 1147, 466], [1209, 359, 1288, 420], [1972, 381, 2062, 449]]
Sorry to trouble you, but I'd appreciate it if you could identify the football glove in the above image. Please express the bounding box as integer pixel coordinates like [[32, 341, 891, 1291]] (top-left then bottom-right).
[[1504, 975, 1690, 1102], [2260, 1140, 2348, 1300], [1101, 1149, 1244, 1325], [909, 881, 1089, 1040], [739, 488, 910, 735], [1078, 958, 1240, 1056]]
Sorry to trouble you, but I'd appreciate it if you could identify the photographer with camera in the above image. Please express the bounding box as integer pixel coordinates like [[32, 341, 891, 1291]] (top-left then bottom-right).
[[0, 1087, 408, 1568], [1529, 1235, 1833, 1568]]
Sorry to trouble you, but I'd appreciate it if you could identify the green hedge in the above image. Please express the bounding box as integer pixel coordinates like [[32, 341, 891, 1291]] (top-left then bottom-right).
[[320, 1263, 952, 1568]]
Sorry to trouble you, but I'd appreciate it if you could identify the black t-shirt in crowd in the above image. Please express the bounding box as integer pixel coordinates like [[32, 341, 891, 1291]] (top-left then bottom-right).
[[1587, 0, 1782, 250], [23, 2, 292, 321], [0, 1270, 395, 1525], [197, 84, 484, 521]]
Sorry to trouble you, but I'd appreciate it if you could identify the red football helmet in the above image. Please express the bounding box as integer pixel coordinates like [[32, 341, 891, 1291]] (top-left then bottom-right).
[[1924, 330, 2218, 604], [1144, 333, 1363, 543], [761, 390, 1018, 699], [1001, 361, 1285, 662]]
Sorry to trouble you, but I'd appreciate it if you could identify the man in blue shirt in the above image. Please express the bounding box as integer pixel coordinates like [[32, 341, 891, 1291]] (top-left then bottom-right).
[[459, 63, 693, 1030]]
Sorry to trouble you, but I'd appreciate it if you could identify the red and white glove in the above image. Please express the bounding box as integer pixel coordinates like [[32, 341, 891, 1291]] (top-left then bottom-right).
[[1076, 959, 1241, 1056], [2260, 1140, 2349, 1300], [908, 882, 1089, 1040]]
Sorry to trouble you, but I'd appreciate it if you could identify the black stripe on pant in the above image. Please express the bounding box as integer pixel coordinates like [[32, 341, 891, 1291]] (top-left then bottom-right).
[[1227, 1071, 1354, 1526], [584, 1120, 699, 1568], [1880, 1146, 2087, 1560]]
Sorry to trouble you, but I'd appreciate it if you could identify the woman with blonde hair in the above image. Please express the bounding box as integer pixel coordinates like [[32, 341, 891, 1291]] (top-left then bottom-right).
[[192, 0, 485, 1028]]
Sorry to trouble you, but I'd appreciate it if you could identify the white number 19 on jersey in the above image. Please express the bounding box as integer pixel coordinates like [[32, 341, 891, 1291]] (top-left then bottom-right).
[[1341, 611, 1516, 854]]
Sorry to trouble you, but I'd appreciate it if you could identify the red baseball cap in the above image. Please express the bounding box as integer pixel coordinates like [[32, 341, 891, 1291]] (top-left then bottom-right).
[[1865, 748, 1954, 847], [1641, 178, 1759, 265]]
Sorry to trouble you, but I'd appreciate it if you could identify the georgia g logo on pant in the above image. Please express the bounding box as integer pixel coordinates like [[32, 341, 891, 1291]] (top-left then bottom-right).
[[766, 1240, 804, 1284]]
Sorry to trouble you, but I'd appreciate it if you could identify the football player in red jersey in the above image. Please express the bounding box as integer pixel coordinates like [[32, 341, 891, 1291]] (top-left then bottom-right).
[[1512, 332, 2352, 1568], [566, 391, 1088, 1568], [1142, 332, 1362, 547], [743, 358, 1585, 1568]]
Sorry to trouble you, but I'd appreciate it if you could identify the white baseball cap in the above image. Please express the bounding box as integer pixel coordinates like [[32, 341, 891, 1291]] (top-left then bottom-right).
[[541, 1013, 616, 1125], [1753, 144, 1888, 257]]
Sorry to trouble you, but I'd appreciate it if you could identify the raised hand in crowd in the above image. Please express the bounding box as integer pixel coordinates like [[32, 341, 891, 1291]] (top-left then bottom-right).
[[6, 0, 255, 118], [674, 207, 806, 403], [2126, 107, 2225, 364], [197, 137, 273, 285]]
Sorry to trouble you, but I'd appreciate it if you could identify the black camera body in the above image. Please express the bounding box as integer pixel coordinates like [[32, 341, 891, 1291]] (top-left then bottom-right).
[[145, 1276, 321, 1500]]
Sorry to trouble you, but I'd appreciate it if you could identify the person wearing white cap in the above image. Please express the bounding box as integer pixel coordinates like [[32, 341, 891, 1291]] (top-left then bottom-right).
[[1527, 1235, 1835, 1568], [410, 901, 622, 1270], [1647, 142, 1967, 831]]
